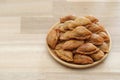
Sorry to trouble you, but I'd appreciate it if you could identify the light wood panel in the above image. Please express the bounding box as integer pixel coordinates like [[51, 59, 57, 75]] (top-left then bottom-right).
[[0, 0, 52, 16], [0, 0, 119, 80], [67, 0, 120, 2]]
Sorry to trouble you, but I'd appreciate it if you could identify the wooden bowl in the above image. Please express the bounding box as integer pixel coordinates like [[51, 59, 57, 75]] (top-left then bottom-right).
[[46, 22, 111, 68]]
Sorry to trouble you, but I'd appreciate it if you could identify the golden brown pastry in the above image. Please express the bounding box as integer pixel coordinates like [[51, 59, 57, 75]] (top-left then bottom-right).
[[62, 40, 84, 50], [47, 29, 59, 49], [59, 21, 77, 32], [58, 23, 68, 32], [72, 50, 77, 54], [60, 26, 92, 40], [85, 15, 98, 23], [60, 31, 74, 40], [65, 20, 77, 30], [47, 15, 110, 66], [99, 32, 110, 42], [89, 34, 104, 45], [55, 49, 73, 62], [60, 15, 76, 23], [90, 50, 104, 61], [55, 42, 64, 50], [96, 23, 105, 30], [73, 26, 92, 39], [76, 43, 99, 54], [74, 17, 92, 26], [88, 23, 105, 33], [84, 24, 91, 29], [73, 54, 93, 64], [99, 42, 109, 53]]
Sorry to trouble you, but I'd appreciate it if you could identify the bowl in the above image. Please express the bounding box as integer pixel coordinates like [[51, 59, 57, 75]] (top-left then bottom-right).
[[46, 21, 111, 68]]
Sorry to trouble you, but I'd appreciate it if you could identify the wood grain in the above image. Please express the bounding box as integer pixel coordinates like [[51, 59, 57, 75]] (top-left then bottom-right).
[[0, 0, 119, 80]]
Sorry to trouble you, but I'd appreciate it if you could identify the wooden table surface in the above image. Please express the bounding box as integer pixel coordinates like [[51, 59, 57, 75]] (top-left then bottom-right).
[[0, 0, 120, 80]]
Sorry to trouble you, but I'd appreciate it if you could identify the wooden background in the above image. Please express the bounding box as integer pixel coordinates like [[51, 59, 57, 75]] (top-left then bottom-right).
[[0, 0, 120, 80]]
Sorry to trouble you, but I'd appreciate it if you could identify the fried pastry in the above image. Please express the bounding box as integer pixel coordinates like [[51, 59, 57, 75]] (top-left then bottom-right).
[[59, 20, 77, 32], [55, 42, 64, 50], [76, 43, 99, 54], [89, 34, 104, 45], [55, 49, 73, 62], [74, 17, 92, 26], [60, 15, 76, 23], [85, 15, 98, 23], [62, 40, 84, 50], [99, 42, 109, 53], [73, 26, 92, 39], [90, 50, 104, 61], [59, 23, 68, 32], [60, 26, 92, 40], [99, 32, 110, 42], [96, 23, 105, 30], [65, 20, 77, 30], [84, 24, 91, 29], [88, 23, 105, 33], [47, 15, 110, 66], [73, 54, 93, 64], [47, 29, 59, 49], [60, 31, 74, 40]]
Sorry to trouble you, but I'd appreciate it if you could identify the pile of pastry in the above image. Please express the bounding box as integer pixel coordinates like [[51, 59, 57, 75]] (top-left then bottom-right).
[[47, 15, 110, 65]]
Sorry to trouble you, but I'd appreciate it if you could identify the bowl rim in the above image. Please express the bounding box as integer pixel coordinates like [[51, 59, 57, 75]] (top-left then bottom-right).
[[46, 22, 111, 68]]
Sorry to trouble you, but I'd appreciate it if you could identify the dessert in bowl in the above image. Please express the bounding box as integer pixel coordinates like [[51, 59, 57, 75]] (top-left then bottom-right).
[[46, 15, 111, 68]]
